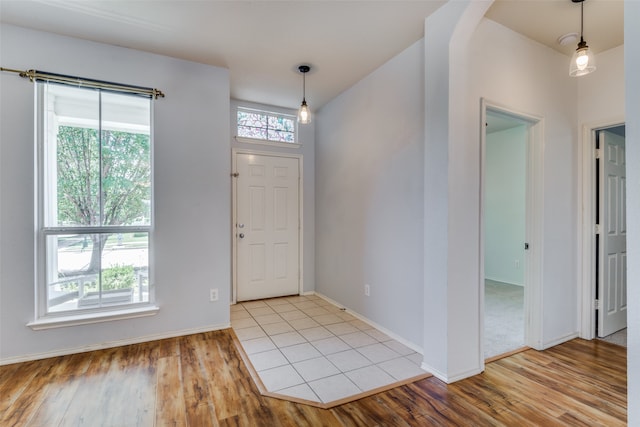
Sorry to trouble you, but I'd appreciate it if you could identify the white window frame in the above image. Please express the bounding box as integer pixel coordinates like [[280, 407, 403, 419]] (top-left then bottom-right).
[[29, 83, 158, 329], [235, 106, 301, 148]]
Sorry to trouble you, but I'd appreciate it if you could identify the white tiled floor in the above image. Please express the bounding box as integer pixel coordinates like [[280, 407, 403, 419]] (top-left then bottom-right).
[[231, 294, 429, 405]]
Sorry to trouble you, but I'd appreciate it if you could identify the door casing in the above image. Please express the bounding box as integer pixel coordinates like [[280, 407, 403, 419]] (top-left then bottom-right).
[[480, 99, 544, 364], [231, 148, 304, 304]]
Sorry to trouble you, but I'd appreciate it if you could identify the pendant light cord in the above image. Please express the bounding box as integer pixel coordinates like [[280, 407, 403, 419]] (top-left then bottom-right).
[[580, 1, 584, 41], [302, 70, 306, 101]]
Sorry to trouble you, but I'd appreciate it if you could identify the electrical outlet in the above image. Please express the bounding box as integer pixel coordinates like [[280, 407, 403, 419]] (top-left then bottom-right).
[[209, 288, 219, 302], [364, 284, 370, 297]]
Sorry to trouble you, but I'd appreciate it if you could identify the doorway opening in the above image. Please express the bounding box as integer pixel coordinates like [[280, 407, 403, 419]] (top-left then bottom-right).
[[579, 122, 628, 347], [594, 125, 627, 346], [481, 100, 544, 360], [483, 110, 527, 358]]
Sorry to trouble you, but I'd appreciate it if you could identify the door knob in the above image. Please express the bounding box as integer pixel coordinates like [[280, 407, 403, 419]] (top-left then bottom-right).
[[238, 233, 245, 239]]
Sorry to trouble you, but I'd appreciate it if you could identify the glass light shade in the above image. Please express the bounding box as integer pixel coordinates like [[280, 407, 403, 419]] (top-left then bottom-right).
[[297, 99, 311, 124], [569, 45, 596, 77]]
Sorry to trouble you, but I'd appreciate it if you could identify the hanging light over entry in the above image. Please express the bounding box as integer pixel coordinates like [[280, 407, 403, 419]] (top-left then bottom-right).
[[297, 65, 311, 124], [569, 0, 596, 77]]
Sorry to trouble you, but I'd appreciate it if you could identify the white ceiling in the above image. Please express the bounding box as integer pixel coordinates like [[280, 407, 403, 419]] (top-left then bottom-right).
[[486, 110, 527, 135], [0, 1, 624, 112], [486, 0, 623, 57]]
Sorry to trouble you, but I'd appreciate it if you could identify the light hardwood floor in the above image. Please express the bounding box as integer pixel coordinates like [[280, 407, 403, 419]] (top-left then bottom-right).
[[0, 330, 626, 426]]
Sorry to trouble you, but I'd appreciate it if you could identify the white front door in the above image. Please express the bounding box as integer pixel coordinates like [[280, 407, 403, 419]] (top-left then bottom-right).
[[235, 153, 300, 301], [598, 129, 627, 337]]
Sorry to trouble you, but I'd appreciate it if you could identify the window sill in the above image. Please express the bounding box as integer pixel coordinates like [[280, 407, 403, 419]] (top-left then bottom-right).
[[235, 136, 301, 149], [27, 305, 159, 330]]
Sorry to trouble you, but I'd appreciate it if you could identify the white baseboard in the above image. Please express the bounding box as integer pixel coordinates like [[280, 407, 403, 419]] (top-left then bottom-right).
[[421, 362, 483, 384], [312, 292, 424, 355], [0, 322, 231, 366], [484, 276, 524, 287]]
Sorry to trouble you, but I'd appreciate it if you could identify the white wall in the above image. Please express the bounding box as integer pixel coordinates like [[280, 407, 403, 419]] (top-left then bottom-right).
[[423, 1, 579, 381], [485, 125, 526, 286], [471, 18, 579, 349], [572, 18, 634, 423], [576, 44, 625, 340], [422, 0, 472, 380], [0, 24, 231, 362], [315, 40, 425, 348], [229, 100, 315, 294], [314, 3, 581, 377], [624, 1, 639, 424], [577, 45, 624, 125]]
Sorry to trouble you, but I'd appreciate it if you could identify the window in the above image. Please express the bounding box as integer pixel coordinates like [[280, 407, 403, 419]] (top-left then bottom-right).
[[36, 83, 153, 319], [237, 107, 297, 144]]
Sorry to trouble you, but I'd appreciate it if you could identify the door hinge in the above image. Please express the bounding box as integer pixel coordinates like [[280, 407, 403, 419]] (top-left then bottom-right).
[[231, 172, 239, 177], [524, 242, 529, 250], [595, 224, 601, 234], [595, 148, 603, 159], [594, 299, 600, 310]]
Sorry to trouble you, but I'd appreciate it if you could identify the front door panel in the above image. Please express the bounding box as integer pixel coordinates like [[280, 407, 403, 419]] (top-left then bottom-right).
[[236, 154, 300, 301]]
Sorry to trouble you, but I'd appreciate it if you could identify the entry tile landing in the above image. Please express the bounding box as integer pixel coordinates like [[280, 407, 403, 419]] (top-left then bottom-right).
[[231, 294, 431, 407]]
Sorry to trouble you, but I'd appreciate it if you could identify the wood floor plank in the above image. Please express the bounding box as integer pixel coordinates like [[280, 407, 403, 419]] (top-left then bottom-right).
[[267, 398, 343, 427], [444, 374, 551, 426], [195, 331, 263, 422], [157, 336, 180, 359], [513, 343, 627, 400], [155, 355, 187, 426], [331, 393, 415, 427], [489, 359, 625, 426], [57, 346, 122, 425], [70, 346, 153, 426], [178, 334, 219, 427], [108, 342, 158, 426], [347, 389, 436, 426], [499, 354, 626, 420], [1, 356, 70, 426], [0, 360, 40, 415], [543, 341, 627, 388], [18, 352, 93, 427], [409, 376, 520, 426], [0, 363, 20, 391], [0, 333, 627, 427]]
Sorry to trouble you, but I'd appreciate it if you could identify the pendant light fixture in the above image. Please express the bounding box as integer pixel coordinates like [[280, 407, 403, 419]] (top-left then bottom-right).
[[297, 65, 311, 124], [569, 0, 596, 77]]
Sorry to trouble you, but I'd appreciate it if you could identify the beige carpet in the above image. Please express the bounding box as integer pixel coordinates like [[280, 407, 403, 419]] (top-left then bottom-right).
[[599, 328, 627, 347], [485, 279, 524, 358]]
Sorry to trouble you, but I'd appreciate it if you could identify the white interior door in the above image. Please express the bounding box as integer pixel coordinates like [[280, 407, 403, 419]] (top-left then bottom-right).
[[235, 153, 300, 301], [598, 129, 627, 337]]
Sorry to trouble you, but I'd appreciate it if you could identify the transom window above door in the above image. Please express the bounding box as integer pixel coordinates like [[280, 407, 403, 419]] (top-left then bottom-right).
[[236, 107, 299, 146]]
